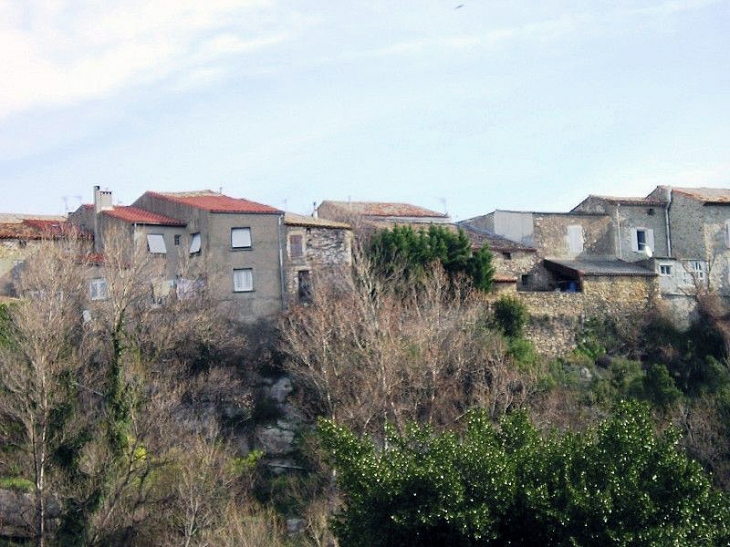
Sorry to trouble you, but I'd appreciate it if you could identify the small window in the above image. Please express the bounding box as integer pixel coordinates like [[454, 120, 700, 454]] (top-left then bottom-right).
[[233, 268, 253, 292], [520, 274, 530, 287], [298, 270, 312, 302], [659, 265, 672, 276], [689, 260, 705, 280], [89, 278, 108, 301], [290, 234, 304, 258], [146, 234, 166, 254], [231, 227, 252, 249], [501, 252, 512, 260], [174, 234, 181, 246], [632, 228, 654, 253], [189, 233, 201, 254]]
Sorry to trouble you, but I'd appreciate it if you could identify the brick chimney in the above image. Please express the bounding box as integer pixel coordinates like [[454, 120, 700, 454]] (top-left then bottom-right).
[[93, 186, 113, 252]]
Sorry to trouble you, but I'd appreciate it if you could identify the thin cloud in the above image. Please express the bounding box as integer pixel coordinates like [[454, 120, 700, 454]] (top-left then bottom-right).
[[0, 0, 306, 119]]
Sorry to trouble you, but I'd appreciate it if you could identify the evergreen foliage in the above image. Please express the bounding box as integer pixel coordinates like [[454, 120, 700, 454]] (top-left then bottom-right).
[[368, 225, 494, 292], [320, 402, 730, 546]]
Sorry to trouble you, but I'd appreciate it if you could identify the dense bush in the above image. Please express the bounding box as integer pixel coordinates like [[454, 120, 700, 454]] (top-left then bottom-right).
[[492, 295, 528, 338], [368, 225, 494, 292], [320, 401, 730, 546]]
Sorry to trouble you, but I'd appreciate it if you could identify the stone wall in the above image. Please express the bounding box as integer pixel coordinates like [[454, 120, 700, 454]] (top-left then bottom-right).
[[533, 213, 613, 259], [285, 225, 352, 305], [505, 275, 658, 357]]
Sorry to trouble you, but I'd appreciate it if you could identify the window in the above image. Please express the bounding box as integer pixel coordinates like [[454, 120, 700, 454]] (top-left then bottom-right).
[[520, 274, 530, 287], [231, 227, 252, 249], [659, 265, 672, 276], [298, 270, 312, 302], [631, 228, 654, 253], [233, 268, 253, 292], [89, 278, 108, 301], [289, 234, 304, 258], [567, 225, 583, 254], [689, 260, 705, 281], [501, 252, 512, 260], [146, 234, 167, 254], [189, 233, 201, 254], [174, 234, 181, 246]]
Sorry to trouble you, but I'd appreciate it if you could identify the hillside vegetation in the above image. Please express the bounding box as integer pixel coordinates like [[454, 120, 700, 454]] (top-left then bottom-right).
[[1, 236, 729, 546]]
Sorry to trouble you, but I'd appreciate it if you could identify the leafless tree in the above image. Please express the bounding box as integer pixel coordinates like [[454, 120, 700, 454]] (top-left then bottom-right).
[[0, 237, 86, 547], [280, 247, 534, 439]]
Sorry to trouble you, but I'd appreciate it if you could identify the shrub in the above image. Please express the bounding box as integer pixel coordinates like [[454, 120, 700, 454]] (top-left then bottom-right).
[[492, 295, 528, 338]]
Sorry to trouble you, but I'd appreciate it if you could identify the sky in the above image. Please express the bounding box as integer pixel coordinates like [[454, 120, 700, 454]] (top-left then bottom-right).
[[1, 0, 729, 221]]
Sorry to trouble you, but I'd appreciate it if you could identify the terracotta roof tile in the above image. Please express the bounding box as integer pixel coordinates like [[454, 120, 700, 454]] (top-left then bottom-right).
[[148, 191, 281, 214], [284, 213, 351, 229], [0, 219, 82, 240], [591, 195, 666, 207], [103, 206, 185, 226], [673, 187, 730, 204], [321, 201, 449, 219], [459, 224, 537, 252]]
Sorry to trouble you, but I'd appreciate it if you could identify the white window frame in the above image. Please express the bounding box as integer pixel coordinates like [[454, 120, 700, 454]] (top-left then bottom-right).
[[146, 233, 167, 254], [686, 260, 706, 282], [231, 227, 252, 249], [567, 225, 583, 254], [659, 264, 672, 276], [189, 233, 201, 254], [89, 278, 108, 301], [233, 268, 254, 292], [631, 228, 654, 253]]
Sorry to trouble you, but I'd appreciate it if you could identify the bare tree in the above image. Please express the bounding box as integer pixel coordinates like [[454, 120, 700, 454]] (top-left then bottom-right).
[[0, 237, 86, 547], [280, 247, 534, 439]]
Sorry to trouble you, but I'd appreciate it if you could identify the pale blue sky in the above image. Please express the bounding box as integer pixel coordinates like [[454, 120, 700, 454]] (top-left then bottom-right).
[[1, 0, 728, 220]]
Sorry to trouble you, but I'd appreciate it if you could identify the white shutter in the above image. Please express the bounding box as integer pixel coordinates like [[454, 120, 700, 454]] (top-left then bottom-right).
[[233, 269, 253, 292], [231, 228, 252, 248], [631, 229, 639, 252], [646, 229, 655, 254], [189, 233, 201, 254], [567, 225, 583, 254], [146, 234, 166, 254]]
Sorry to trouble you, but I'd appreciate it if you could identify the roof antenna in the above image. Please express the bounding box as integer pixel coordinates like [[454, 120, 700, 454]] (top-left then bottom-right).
[[219, 187, 223, 194]]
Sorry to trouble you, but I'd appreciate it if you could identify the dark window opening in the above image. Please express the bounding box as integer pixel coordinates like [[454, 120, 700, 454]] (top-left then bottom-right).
[[298, 270, 312, 302], [174, 234, 181, 246]]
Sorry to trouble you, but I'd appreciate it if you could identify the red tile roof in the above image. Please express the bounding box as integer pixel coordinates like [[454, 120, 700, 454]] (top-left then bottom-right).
[[321, 200, 449, 219], [0, 219, 83, 240], [103, 206, 185, 226], [147, 191, 281, 214], [673, 187, 730, 204]]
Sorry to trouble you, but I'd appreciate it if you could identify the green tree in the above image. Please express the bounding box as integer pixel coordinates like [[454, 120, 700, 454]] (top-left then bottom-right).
[[319, 401, 730, 546], [368, 225, 494, 292]]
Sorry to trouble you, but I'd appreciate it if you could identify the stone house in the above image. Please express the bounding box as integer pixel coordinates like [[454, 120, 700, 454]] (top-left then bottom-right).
[[70, 187, 353, 320], [0, 215, 83, 296], [283, 213, 353, 305], [316, 200, 451, 234], [459, 223, 539, 292], [644, 186, 730, 297]]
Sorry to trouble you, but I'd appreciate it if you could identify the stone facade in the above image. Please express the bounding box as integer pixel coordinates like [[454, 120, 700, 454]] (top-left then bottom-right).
[[513, 274, 658, 356], [283, 213, 353, 305], [654, 188, 730, 296], [572, 195, 669, 261]]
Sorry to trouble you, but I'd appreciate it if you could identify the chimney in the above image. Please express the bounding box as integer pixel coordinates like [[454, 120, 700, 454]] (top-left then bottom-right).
[[94, 185, 113, 213], [93, 186, 113, 253]]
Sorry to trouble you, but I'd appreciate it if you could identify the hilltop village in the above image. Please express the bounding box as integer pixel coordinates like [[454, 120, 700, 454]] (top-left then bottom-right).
[[1, 185, 730, 545]]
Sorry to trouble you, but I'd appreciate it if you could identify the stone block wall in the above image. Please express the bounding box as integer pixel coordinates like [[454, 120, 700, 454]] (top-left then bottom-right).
[[285, 225, 352, 304], [501, 275, 657, 357]]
